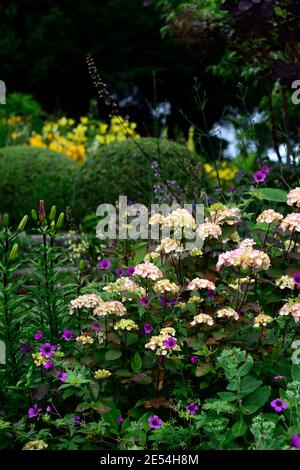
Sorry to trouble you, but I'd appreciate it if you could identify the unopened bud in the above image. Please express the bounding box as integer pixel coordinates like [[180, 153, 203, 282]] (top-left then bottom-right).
[[49, 206, 57, 222], [8, 243, 18, 262], [31, 209, 38, 221], [17, 215, 28, 233], [38, 200, 46, 222], [79, 259, 85, 271], [56, 212, 65, 229]]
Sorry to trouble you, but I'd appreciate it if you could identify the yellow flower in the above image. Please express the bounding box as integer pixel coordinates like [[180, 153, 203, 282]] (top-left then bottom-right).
[[23, 440, 48, 450], [94, 369, 111, 380], [32, 352, 47, 367]]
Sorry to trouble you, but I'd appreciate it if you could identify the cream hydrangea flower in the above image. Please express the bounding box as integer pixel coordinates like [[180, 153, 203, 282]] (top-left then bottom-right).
[[69, 293, 102, 314], [134, 262, 163, 281], [279, 301, 300, 322], [145, 327, 180, 356], [188, 296, 203, 304], [216, 243, 270, 271], [280, 213, 300, 233], [103, 278, 145, 298], [23, 440, 48, 450], [275, 275, 295, 290], [217, 308, 239, 320], [76, 334, 94, 344], [149, 213, 166, 225], [197, 222, 222, 240], [287, 187, 300, 208], [153, 279, 180, 294], [209, 204, 241, 225], [144, 252, 160, 262], [114, 319, 138, 331], [94, 369, 111, 380], [163, 208, 196, 230], [187, 277, 215, 291], [190, 313, 214, 326], [93, 301, 126, 317], [189, 248, 203, 257], [256, 209, 283, 225], [229, 277, 254, 291], [155, 237, 184, 254], [253, 314, 273, 327]]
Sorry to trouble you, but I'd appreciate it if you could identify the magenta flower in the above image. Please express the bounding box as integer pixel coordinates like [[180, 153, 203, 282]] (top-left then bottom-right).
[[34, 330, 43, 340], [291, 435, 300, 449], [40, 343, 56, 358], [207, 289, 216, 297], [190, 355, 199, 364], [186, 402, 199, 415], [91, 321, 101, 332], [148, 415, 163, 429], [261, 165, 270, 174], [140, 296, 149, 307], [127, 266, 135, 276], [252, 171, 267, 183], [28, 404, 42, 419], [144, 322, 152, 334], [116, 416, 124, 424], [160, 295, 170, 309], [163, 337, 177, 349], [44, 360, 53, 370], [115, 268, 125, 277], [99, 259, 111, 270], [56, 370, 67, 382], [273, 375, 284, 381], [270, 398, 288, 413], [293, 272, 300, 287], [46, 406, 52, 414], [62, 329, 73, 341]]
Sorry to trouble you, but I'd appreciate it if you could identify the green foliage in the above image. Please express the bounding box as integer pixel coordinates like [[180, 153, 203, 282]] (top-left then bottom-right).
[[75, 137, 203, 218], [0, 146, 78, 222]]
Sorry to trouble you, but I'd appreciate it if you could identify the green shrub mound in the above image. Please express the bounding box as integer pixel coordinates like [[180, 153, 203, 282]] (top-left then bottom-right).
[[75, 137, 203, 216], [0, 146, 78, 222]]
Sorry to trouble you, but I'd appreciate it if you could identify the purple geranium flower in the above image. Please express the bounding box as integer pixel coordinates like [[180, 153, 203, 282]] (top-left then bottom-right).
[[229, 185, 235, 193], [144, 322, 152, 335], [46, 406, 52, 414], [140, 296, 149, 307], [28, 404, 42, 419], [56, 370, 67, 382], [237, 309, 245, 318], [44, 360, 53, 370], [91, 321, 101, 332], [99, 259, 111, 270], [115, 268, 125, 277], [273, 375, 284, 381], [34, 330, 43, 340], [293, 272, 300, 287], [62, 329, 73, 341], [40, 342, 56, 358], [163, 337, 177, 349], [74, 415, 81, 428], [186, 402, 199, 415], [20, 343, 33, 355], [127, 266, 135, 276], [207, 289, 216, 298], [252, 171, 267, 183], [270, 398, 288, 413], [190, 355, 199, 364], [148, 415, 163, 429], [261, 165, 270, 174], [291, 435, 300, 449], [116, 416, 124, 424]]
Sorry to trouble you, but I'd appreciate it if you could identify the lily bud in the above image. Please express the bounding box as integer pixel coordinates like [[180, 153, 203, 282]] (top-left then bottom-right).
[[17, 215, 28, 233], [8, 243, 18, 262], [56, 212, 65, 229], [31, 209, 38, 221], [38, 200, 46, 222], [49, 206, 57, 222]]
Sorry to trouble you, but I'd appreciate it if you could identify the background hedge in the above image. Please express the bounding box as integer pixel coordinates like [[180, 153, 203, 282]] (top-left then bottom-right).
[[0, 146, 78, 222], [74, 137, 203, 218]]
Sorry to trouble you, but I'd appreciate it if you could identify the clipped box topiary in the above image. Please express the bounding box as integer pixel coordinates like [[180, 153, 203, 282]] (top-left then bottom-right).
[[74, 137, 203, 217], [0, 146, 79, 222]]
